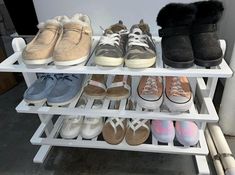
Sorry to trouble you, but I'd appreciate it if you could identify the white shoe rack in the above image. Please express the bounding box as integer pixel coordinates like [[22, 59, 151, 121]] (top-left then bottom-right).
[[0, 37, 232, 175]]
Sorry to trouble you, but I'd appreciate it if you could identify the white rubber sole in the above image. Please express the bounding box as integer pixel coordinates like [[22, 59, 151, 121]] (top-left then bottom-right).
[[47, 93, 79, 106], [125, 57, 156, 68], [136, 94, 163, 110], [23, 57, 53, 65], [54, 55, 88, 66], [164, 93, 193, 112], [24, 98, 47, 104], [95, 56, 124, 67]]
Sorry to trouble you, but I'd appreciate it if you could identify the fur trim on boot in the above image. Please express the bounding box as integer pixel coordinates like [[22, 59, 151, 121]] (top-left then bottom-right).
[[157, 3, 196, 28], [193, 1, 224, 24]]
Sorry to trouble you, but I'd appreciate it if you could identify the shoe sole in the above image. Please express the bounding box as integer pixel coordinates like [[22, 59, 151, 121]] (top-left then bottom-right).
[[95, 56, 124, 67], [54, 55, 88, 66], [194, 57, 222, 67], [106, 92, 130, 101], [23, 57, 53, 65], [164, 93, 193, 112], [136, 94, 163, 110], [163, 54, 194, 68], [60, 131, 80, 139], [83, 92, 106, 100], [24, 98, 47, 104], [47, 92, 80, 106], [125, 57, 156, 68]]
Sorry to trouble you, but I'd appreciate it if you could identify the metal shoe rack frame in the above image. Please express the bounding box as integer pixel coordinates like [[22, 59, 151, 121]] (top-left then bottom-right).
[[0, 36, 232, 175]]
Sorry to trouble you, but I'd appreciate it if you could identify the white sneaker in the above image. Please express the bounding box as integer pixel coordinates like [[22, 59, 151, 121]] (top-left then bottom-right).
[[81, 101, 104, 139], [60, 98, 86, 139], [60, 116, 84, 139]]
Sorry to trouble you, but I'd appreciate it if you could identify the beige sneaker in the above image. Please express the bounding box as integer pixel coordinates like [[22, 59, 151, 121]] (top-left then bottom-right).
[[22, 16, 64, 65], [53, 14, 92, 66], [165, 76, 193, 112]]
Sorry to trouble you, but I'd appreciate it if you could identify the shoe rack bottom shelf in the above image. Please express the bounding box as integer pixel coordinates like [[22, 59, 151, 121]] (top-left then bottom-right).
[[31, 116, 208, 156]]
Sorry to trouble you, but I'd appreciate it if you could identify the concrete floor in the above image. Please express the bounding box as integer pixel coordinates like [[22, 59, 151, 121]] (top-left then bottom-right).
[[0, 81, 233, 175]]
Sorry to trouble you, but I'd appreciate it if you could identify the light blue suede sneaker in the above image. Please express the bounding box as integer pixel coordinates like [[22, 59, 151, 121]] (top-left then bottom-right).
[[47, 74, 84, 106], [23, 74, 57, 104]]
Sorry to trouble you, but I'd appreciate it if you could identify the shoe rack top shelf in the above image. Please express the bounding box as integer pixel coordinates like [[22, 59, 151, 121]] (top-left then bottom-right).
[[0, 37, 232, 78]]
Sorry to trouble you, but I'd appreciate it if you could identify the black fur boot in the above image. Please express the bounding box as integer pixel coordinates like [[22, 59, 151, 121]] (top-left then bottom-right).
[[191, 1, 224, 67], [157, 3, 196, 68]]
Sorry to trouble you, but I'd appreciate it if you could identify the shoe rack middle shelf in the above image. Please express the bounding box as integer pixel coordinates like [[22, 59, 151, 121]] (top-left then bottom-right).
[[16, 75, 218, 122], [0, 37, 232, 78]]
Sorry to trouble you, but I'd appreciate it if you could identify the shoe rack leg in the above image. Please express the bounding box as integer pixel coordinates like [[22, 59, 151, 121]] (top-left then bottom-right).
[[195, 155, 210, 175], [206, 77, 218, 99], [22, 72, 54, 163]]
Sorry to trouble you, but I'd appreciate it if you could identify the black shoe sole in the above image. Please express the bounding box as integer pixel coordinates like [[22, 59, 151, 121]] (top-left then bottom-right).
[[194, 57, 222, 67], [163, 54, 194, 68]]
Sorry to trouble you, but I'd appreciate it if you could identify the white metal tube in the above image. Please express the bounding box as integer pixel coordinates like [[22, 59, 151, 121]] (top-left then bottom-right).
[[208, 124, 235, 174], [205, 129, 225, 175]]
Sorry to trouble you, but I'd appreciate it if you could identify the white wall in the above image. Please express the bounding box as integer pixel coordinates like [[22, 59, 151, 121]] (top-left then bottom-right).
[[33, 0, 196, 36]]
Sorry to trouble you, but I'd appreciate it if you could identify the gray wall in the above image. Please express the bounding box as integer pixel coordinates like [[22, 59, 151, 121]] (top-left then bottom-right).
[[218, 0, 235, 64], [33, 0, 196, 36]]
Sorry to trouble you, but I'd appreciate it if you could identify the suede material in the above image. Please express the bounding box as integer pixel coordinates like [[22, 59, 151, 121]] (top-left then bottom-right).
[[157, 3, 196, 68], [53, 23, 92, 61], [162, 35, 194, 63], [191, 31, 222, 61], [22, 23, 61, 60], [191, 1, 224, 66]]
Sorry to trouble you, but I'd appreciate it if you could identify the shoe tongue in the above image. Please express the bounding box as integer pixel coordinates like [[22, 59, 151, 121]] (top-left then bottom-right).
[[108, 20, 127, 33], [130, 20, 150, 34], [131, 26, 143, 35], [104, 29, 114, 35]]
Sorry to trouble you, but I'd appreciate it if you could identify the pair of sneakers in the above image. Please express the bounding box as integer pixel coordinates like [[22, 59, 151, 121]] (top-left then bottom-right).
[[83, 74, 131, 101], [60, 99, 104, 139], [152, 120, 199, 147], [22, 14, 92, 66], [95, 20, 156, 68], [24, 74, 84, 106], [137, 76, 193, 112]]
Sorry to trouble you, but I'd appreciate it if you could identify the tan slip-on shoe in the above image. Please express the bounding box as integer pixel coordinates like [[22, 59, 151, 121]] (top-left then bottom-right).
[[53, 14, 93, 66], [165, 76, 193, 112], [83, 74, 107, 99], [22, 16, 64, 65]]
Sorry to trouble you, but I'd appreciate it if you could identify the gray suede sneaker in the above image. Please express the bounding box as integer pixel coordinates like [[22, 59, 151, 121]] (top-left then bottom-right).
[[125, 20, 156, 68], [47, 74, 84, 106], [24, 74, 57, 104], [95, 21, 128, 67]]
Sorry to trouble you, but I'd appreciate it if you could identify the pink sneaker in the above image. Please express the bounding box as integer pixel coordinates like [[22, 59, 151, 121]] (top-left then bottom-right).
[[175, 121, 199, 146], [151, 120, 175, 143]]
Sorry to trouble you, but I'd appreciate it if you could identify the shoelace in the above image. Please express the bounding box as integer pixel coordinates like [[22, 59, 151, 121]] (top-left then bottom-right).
[[142, 77, 158, 95], [170, 77, 186, 96], [40, 74, 54, 80], [128, 28, 149, 48], [99, 29, 128, 46]]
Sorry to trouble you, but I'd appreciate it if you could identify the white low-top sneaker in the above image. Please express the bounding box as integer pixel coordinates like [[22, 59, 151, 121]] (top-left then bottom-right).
[[81, 101, 104, 139], [60, 116, 84, 139], [60, 98, 86, 139]]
